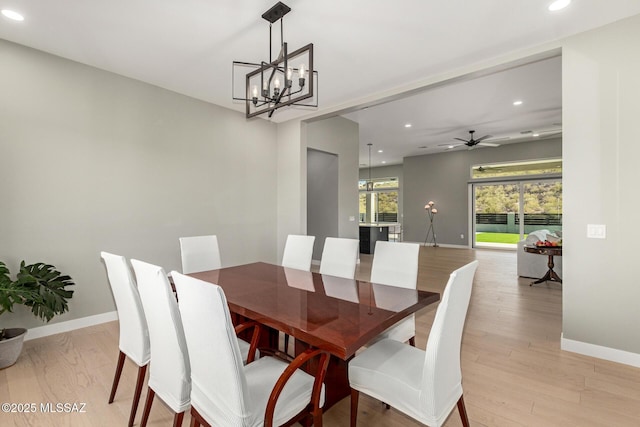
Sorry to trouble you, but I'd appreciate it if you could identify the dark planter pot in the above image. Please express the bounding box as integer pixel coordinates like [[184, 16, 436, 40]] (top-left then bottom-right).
[[0, 328, 28, 369]]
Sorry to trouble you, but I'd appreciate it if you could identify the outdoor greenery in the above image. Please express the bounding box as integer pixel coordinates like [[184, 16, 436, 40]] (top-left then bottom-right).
[[475, 232, 524, 244], [475, 181, 562, 214]]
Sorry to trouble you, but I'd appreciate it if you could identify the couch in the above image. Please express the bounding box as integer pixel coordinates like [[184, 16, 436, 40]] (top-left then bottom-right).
[[517, 229, 563, 279]]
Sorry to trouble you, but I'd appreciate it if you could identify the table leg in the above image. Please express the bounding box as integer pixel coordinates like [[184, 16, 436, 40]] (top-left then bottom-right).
[[530, 254, 562, 286]]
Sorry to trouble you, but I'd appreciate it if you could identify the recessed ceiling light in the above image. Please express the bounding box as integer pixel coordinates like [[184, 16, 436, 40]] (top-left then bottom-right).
[[448, 145, 455, 149], [404, 123, 412, 128], [377, 149, 383, 153], [548, 0, 571, 12], [513, 100, 523, 106], [533, 133, 540, 137], [1, 9, 24, 21], [381, 161, 387, 164]]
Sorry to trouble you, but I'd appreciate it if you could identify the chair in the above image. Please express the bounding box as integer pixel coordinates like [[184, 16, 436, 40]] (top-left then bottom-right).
[[319, 237, 359, 279], [282, 234, 316, 271], [349, 260, 479, 427], [130, 259, 191, 427], [101, 252, 150, 427], [369, 241, 420, 346], [171, 271, 330, 427], [179, 235, 221, 274]]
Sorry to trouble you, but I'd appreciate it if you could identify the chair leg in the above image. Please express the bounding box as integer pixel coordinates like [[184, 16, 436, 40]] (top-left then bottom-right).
[[350, 388, 359, 427], [409, 336, 416, 347], [312, 409, 323, 427], [284, 333, 290, 355], [108, 351, 126, 403], [173, 411, 185, 427], [457, 394, 470, 427], [190, 407, 208, 427], [128, 364, 148, 427], [140, 387, 155, 427]]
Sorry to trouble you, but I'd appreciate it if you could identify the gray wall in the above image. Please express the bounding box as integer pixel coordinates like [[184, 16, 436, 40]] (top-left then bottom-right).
[[402, 138, 562, 245], [562, 14, 640, 355], [307, 149, 339, 259], [0, 39, 278, 329], [306, 117, 359, 255]]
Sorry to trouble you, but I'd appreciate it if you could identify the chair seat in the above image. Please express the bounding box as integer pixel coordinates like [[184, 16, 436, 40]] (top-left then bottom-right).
[[192, 356, 325, 427], [349, 338, 424, 418]]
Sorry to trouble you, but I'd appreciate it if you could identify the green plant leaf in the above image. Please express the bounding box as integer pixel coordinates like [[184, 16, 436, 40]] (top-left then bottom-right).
[[16, 262, 75, 322]]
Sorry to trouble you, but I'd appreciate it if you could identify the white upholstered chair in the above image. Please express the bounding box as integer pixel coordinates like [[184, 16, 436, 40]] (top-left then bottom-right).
[[319, 237, 359, 279], [349, 260, 479, 427], [282, 234, 316, 271], [369, 241, 420, 346], [171, 271, 330, 427], [179, 235, 221, 274], [130, 259, 191, 427], [101, 252, 150, 427]]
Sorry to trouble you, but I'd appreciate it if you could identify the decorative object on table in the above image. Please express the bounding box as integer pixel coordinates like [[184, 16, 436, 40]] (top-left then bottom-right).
[[0, 260, 75, 368], [232, 2, 318, 119], [423, 200, 438, 247]]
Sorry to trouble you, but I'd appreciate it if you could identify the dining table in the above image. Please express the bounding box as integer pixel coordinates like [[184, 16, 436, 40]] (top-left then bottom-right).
[[189, 261, 440, 408]]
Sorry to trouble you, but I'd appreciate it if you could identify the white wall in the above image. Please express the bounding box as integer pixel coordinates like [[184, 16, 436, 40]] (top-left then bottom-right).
[[562, 14, 640, 357], [0, 40, 278, 329], [276, 119, 307, 261]]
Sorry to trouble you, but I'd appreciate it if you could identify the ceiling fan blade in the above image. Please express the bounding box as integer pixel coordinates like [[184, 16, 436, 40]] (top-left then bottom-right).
[[438, 142, 463, 147], [478, 142, 501, 147], [454, 138, 470, 143], [475, 135, 493, 142]]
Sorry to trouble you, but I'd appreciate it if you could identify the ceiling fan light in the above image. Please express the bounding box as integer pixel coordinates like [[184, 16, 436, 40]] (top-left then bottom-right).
[[1, 9, 24, 21], [548, 0, 571, 12]]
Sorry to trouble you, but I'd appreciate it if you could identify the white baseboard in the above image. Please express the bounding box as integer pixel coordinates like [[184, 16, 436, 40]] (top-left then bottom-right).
[[561, 333, 640, 368], [25, 311, 118, 341]]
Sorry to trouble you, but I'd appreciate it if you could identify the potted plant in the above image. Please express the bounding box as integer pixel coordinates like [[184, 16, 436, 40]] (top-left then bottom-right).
[[0, 260, 74, 369]]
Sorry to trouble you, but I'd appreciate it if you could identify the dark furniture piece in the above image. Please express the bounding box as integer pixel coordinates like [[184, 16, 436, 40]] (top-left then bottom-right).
[[523, 245, 563, 285], [189, 262, 439, 409], [359, 224, 389, 254]]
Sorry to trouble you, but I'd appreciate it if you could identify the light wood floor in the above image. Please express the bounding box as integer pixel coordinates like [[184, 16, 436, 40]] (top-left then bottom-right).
[[2, 247, 640, 426]]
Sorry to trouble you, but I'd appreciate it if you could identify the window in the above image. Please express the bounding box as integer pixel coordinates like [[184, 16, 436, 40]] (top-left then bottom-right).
[[359, 177, 399, 223]]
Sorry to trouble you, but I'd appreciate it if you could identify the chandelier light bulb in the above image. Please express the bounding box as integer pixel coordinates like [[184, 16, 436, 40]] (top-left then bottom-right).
[[252, 85, 258, 98], [274, 78, 280, 89], [299, 64, 305, 78]]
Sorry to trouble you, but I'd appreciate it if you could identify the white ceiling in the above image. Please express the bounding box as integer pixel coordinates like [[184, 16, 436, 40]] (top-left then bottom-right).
[[2, 1, 640, 164]]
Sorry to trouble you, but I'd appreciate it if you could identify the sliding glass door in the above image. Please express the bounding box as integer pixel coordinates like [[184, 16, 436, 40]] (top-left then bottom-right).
[[473, 179, 562, 248]]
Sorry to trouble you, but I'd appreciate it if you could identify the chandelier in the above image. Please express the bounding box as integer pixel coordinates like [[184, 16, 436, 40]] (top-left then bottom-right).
[[232, 2, 317, 119]]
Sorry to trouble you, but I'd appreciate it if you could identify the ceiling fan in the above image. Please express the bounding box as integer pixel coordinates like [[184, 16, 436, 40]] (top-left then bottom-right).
[[440, 130, 501, 149]]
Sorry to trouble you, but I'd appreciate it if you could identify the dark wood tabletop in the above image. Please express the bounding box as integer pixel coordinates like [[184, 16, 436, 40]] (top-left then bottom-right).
[[190, 262, 440, 360], [524, 245, 562, 256]]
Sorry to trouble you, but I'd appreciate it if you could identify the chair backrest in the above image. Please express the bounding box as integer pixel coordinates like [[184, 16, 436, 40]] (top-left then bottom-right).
[[420, 260, 478, 419], [282, 234, 316, 271], [370, 241, 420, 290], [179, 235, 221, 274], [130, 259, 191, 414], [319, 237, 359, 279], [100, 252, 150, 366], [171, 272, 252, 424]]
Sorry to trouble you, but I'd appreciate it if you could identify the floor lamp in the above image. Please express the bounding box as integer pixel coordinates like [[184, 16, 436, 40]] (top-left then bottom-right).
[[424, 201, 438, 247]]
